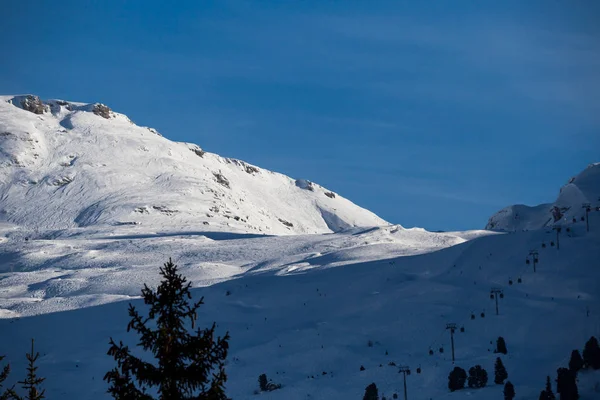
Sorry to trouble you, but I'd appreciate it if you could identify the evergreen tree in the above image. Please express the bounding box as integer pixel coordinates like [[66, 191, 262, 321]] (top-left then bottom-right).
[[494, 357, 508, 384], [258, 374, 268, 392], [544, 376, 556, 400], [568, 350, 584, 373], [104, 259, 230, 400], [496, 337, 508, 354], [503, 381, 515, 400], [582, 336, 600, 369], [363, 383, 378, 400], [556, 368, 579, 400], [11, 339, 45, 400], [0, 355, 14, 400], [539, 375, 557, 400], [448, 367, 467, 392], [467, 365, 488, 389]]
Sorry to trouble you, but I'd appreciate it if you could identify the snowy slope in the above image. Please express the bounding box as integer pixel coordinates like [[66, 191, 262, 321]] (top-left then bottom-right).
[[0, 217, 599, 399], [1, 94, 599, 399], [486, 163, 600, 231], [0, 94, 388, 236]]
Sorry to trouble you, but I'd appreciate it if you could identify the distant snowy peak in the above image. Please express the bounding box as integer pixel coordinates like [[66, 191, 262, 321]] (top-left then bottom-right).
[[486, 163, 600, 231], [0, 94, 390, 235]]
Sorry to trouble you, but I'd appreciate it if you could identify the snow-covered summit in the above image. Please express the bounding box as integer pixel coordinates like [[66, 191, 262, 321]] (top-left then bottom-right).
[[0, 94, 389, 235], [486, 163, 600, 231]]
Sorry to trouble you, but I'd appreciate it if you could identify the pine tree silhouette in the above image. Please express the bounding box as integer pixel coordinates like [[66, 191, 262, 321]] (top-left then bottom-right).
[[496, 337, 508, 354], [582, 336, 600, 369], [556, 368, 579, 400], [542, 376, 556, 400], [503, 381, 515, 400], [11, 339, 46, 400], [448, 367, 467, 392], [258, 374, 268, 392], [104, 258, 230, 400], [494, 357, 508, 384], [568, 350, 584, 373], [467, 365, 488, 388], [363, 383, 378, 400], [0, 355, 14, 400]]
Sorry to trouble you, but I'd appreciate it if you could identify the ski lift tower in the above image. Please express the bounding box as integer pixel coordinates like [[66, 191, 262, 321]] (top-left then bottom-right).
[[528, 250, 539, 272], [490, 288, 504, 315], [583, 203, 591, 232], [398, 366, 411, 400], [553, 226, 562, 250], [446, 323, 457, 363]]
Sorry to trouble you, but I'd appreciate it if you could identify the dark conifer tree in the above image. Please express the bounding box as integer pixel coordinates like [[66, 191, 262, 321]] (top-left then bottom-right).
[[494, 357, 508, 384], [448, 367, 467, 392], [556, 368, 579, 400], [568, 350, 584, 373], [503, 381, 515, 400], [496, 337, 508, 354], [104, 259, 230, 400], [467, 365, 488, 389], [582, 336, 600, 369], [545, 376, 556, 400], [0, 355, 14, 400], [363, 383, 379, 400], [13, 339, 45, 400], [258, 374, 268, 392], [539, 375, 557, 400]]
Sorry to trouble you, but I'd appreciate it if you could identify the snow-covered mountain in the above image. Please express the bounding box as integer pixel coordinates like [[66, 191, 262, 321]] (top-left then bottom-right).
[[1, 95, 599, 399], [486, 163, 600, 231], [0, 95, 387, 236]]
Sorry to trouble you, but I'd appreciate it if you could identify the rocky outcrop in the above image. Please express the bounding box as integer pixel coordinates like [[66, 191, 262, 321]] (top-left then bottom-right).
[[296, 179, 314, 191], [20, 95, 46, 114], [92, 103, 112, 119]]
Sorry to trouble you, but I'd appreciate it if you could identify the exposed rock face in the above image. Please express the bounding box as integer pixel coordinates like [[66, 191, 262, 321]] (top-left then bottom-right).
[[20, 95, 46, 114], [213, 172, 230, 189], [296, 179, 314, 191], [92, 103, 112, 119]]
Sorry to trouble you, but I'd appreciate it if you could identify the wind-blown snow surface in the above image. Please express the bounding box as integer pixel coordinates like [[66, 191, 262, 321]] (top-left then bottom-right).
[[486, 163, 600, 231], [0, 95, 387, 236], [1, 220, 600, 399], [1, 95, 599, 399]]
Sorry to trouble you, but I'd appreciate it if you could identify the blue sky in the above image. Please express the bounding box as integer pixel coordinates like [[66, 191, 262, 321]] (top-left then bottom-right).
[[2, 1, 599, 230]]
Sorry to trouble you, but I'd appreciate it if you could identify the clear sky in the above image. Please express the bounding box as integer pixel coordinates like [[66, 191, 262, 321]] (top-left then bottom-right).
[[2, 1, 599, 231]]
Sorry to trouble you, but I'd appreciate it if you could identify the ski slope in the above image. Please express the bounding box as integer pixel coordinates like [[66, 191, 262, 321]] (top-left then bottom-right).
[[1, 218, 599, 399], [0, 94, 599, 399]]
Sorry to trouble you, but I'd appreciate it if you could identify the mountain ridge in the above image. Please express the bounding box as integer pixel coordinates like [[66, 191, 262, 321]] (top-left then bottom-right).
[[486, 162, 600, 231], [0, 94, 389, 236]]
